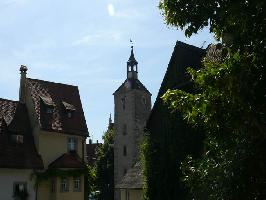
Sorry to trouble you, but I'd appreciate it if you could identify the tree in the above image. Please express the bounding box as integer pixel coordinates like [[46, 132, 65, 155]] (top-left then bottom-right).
[[85, 165, 97, 199], [159, 0, 266, 199], [95, 128, 114, 200]]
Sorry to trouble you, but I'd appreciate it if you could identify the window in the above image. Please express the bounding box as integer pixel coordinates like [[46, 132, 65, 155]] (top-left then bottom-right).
[[73, 177, 81, 192], [142, 96, 147, 105], [123, 145, 127, 156], [13, 182, 27, 198], [67, 112, 73, 118], [123, 124, 127, 135], [121, 97, 125, 110], [51, 179, 56, 193], [124, 168, 127, 175], [60, 178, 69, 192], [67, 137, 77, 152], [46, 107, 53, 114]]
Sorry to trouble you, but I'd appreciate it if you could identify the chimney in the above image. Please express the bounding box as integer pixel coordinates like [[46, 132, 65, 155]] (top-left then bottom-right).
[[89, 139, 92, 144], [19, 65, 28, 104]]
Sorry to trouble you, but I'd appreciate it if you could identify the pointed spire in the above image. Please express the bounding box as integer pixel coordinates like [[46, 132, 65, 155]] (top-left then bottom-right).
[[109, 113, 112, 125], [128, 45, 138, 64], [108, 113, 114, 130]]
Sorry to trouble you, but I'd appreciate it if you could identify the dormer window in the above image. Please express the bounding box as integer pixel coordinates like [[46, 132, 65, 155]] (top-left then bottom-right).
[[62, 101, 76, 118], [46, 107, 53, 114], [12, 135, 24, 144], [40, 96, 55, 114]]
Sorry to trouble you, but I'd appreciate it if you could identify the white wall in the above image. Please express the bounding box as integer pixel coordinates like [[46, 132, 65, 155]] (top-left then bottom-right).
[[0, 169, 36, 200]]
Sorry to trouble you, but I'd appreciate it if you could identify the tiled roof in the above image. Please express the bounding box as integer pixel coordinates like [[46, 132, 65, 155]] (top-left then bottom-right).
[[86, 143, 101, 166], [0, 101, 43, 169], [114, 78, 151, 94], [48, 152, 86, 169], [116, 162, 143, 189], [27, 78, 88, 136], [0, 98, 18, 126]]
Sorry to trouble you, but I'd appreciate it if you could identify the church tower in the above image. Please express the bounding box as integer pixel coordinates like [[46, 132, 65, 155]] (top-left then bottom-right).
[[113, 46, 151, 199]]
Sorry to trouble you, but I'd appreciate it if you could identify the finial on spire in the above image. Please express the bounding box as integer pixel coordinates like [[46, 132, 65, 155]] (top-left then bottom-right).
[[20, 65, 28, 73]]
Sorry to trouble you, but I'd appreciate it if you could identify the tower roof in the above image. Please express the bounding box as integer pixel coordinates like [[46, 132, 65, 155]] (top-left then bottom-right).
[[127, 46, 138, 65]]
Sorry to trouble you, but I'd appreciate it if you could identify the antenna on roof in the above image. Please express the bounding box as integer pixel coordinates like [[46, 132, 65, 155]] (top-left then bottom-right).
[[201, 41, 206, 48]]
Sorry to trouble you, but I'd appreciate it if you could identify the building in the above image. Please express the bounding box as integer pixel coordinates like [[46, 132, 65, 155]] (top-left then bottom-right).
[[113, 46, 151, 200], [86, 139, 101, 166], [145, 41, 206, 199], [0, 66, 88, 200], [115, 162, 143, 200]]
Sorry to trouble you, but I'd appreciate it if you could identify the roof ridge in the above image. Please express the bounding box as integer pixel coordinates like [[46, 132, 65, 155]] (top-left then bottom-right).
[[0, 98, 18, 103], [27, 78, 78, 88], [176, 40, 205, 50]]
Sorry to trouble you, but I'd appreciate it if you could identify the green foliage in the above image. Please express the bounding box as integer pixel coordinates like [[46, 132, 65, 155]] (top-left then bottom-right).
[[95, 128, 114, 200], [140, 134, 152, 200], [159, 0, 266, 199], [85, 165, 97, 198], [159, 0, 265, 52]]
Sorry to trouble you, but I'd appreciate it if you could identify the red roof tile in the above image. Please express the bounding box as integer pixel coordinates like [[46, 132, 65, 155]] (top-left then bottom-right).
[[0, 100, 43, 169], [86, 143, 101, 166], [48, 152, 86, 169], [27, 78, 88, 136]]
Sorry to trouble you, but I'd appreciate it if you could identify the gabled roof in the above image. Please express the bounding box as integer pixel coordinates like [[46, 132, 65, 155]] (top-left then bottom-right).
[[147, 41, 206, 127], [0, 98, 18, 126], [27, 78, 88, 136], [0, 100, 43, 169], [86, 143, 101, 166], [116, 162, 143, 189], [48, 152, 86, 169], [114, 78, 151, 95]]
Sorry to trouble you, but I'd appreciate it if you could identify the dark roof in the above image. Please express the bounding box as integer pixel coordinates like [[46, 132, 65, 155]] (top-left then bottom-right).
[[0, 98, 18, 126], [86, 143, 101, 166], [0, 99, 43, 169], [144, 41, 206, 198], [116, 162, 143, 189], [127, 46, 138, 65], [147, 41, 206, 127], [114, 78, 151, 95], [27, 78, 88, 136], [48, 152, 86, 169]]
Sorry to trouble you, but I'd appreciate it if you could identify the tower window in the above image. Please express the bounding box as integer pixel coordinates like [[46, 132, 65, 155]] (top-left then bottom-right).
[[121, 98, 125, 110], [123, 145, 127, 156], [124, 168, 127, 175], [142, 96, 147, 105], [123, 124, 127, 135]]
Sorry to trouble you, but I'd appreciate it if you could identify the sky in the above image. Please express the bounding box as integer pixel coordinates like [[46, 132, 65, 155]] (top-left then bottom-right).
[[0, 0, 216, 142]]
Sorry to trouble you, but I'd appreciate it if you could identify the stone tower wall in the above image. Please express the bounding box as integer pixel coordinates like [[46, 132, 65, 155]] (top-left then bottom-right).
[[114, 88, 151, 190]]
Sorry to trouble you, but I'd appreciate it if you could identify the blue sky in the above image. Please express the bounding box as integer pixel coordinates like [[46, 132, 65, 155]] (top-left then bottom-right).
[[0, 0, 216, 142]]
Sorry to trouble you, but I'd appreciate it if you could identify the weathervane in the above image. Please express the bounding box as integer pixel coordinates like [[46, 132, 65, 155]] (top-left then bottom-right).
[[130, 38, 133, 48]]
